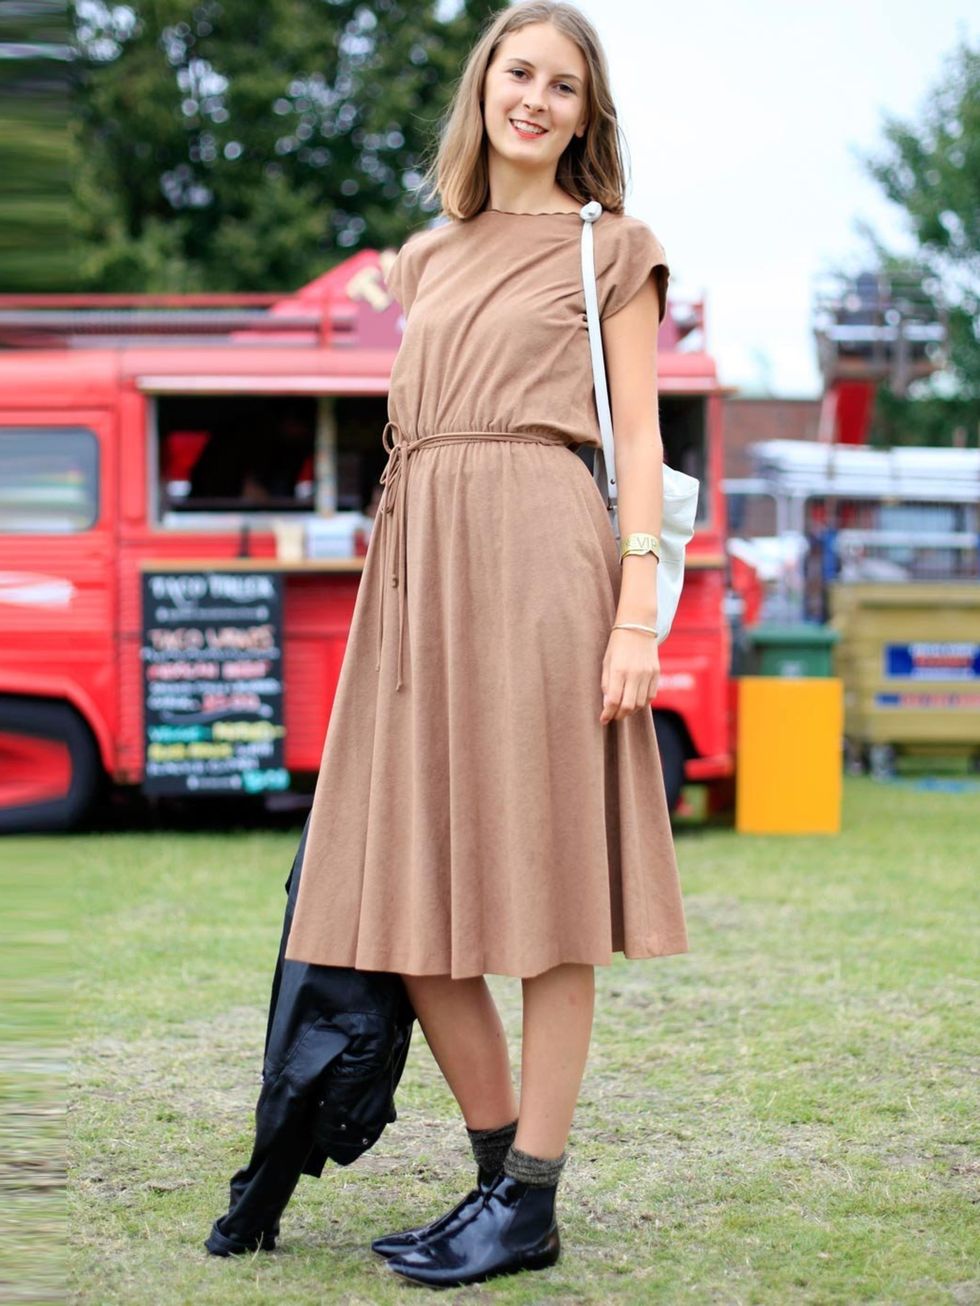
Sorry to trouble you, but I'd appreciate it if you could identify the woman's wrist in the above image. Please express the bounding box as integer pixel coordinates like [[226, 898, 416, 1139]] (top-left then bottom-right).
[[614, 598, 661, 626], [616, 556, 658, 627]]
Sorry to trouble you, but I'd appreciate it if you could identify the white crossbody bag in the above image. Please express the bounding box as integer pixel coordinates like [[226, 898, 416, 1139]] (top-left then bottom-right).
[[579, 200, 699, 644]]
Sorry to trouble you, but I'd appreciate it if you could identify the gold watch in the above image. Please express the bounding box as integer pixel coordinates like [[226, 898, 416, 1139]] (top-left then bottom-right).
[[620, 532, 662, 562]]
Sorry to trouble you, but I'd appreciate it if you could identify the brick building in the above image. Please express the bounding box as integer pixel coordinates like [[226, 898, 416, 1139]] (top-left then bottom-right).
[[721, 396, 821, 479]]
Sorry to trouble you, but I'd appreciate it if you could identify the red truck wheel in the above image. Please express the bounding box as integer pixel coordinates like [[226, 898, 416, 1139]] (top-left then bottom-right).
[[0, 698, 102, 833]]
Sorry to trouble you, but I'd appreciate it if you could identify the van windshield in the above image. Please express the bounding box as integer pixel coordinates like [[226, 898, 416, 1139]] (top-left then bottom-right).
[[0, 428, 99, 533]]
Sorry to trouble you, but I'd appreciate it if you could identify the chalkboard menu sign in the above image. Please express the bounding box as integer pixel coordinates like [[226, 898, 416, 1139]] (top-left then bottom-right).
[[141, 570, 288, 796]]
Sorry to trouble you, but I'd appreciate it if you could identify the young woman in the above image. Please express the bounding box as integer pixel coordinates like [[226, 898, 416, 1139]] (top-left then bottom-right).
[[283, 0, 689, 1287]]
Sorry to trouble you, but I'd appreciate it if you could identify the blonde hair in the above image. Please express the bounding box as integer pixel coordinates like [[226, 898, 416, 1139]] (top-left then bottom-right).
[[417, 1, 629, 221]]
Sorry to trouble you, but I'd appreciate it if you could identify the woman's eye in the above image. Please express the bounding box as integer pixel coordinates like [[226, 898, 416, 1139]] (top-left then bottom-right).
[[508, 69, 574, 94]]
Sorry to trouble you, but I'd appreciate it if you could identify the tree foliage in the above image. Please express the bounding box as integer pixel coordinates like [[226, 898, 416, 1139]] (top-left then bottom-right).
[[857, 37, 979, 446], [69, 0, 498, 291], [0, 1, 74, 291]]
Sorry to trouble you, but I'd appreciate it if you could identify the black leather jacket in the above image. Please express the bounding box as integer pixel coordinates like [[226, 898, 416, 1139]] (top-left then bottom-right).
[[206, 815, 416, 1255]]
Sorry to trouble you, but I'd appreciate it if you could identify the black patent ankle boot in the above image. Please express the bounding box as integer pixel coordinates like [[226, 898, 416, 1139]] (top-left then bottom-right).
[[385, 1171, 560, 1287], [370, 1166, 498, 1258]]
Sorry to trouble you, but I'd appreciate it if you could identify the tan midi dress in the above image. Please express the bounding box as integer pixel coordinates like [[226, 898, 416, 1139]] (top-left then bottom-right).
[[283, 206, 689, 979]]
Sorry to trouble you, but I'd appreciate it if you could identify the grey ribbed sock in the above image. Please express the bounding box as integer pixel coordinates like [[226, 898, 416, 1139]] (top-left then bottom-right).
[[466, 1119, 518, 1175], [503, 1143, 568, 1188]]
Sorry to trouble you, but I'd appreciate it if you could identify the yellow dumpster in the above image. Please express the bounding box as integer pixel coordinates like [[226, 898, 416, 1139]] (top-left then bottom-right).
[[736, 677, 843, 834], [829, 582, 980, 768]]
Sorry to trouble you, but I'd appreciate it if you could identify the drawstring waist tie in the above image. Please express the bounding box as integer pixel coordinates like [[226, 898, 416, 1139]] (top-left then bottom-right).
[[375, 422, 561, 691]]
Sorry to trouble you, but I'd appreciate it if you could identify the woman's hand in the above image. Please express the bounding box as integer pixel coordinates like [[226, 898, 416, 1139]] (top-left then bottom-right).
[[600, 627, 661, 724]]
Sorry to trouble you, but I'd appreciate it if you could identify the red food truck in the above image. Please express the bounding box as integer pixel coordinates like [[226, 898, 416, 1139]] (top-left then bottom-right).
[[0, 250, 734, 831]]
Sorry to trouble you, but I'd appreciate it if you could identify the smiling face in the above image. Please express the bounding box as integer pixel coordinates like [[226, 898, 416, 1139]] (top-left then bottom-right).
[[481, 22, 589, 177]]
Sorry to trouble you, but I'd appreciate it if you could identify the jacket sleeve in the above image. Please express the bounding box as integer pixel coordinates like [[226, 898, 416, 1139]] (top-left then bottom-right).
[[207, 818, 417, 1256]]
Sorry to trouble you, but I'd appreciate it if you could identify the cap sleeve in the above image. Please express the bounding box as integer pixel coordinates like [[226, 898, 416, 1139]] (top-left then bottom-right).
[[383, 234, 423, 317], [598, 215, 670, 325]]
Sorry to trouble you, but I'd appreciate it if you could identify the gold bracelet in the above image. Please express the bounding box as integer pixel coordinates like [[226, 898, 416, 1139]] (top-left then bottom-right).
[[620, 531, 662, 562], [612, 622, 658, 637]]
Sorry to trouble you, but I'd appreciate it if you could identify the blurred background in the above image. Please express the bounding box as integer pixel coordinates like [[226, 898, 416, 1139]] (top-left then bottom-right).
[[3, 6, 978, 1304], [2, 0, 977, 397]]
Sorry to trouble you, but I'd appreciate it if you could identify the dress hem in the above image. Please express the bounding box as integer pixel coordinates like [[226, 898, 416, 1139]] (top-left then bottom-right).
[[282, 939, 690, 982]]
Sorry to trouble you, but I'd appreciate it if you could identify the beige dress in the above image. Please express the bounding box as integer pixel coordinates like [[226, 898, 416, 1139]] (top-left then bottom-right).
[[283, 205, 689, 979]]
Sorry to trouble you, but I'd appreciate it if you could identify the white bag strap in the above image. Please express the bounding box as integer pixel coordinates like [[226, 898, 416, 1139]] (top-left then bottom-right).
[[578, 199, 617, 509], [577, 200, 699, 644]]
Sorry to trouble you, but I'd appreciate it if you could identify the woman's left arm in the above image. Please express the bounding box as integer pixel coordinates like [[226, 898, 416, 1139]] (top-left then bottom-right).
[[598, 274, 664, 725]]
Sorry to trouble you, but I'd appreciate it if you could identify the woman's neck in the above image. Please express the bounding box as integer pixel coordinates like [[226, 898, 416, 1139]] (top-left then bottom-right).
[[485, 188, 578, 214]]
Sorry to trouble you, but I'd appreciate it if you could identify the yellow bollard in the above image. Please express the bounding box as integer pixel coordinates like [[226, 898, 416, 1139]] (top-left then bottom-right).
[[736, 677, 844, 834]]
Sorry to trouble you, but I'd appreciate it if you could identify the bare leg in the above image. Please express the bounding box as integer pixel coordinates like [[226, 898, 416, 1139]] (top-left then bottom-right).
[[400, 974, 518, 1130], [515, 963, 595, 1159]]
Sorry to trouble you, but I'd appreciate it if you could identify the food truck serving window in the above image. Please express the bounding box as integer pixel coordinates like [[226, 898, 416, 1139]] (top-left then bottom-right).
[[156, 395, 317, 519], [661, 396, 708, 523], [0, 428, 99, 533]]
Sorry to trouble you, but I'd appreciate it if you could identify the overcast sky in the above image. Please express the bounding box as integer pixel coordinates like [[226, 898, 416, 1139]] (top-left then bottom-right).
[[522, 1, 977, 398]]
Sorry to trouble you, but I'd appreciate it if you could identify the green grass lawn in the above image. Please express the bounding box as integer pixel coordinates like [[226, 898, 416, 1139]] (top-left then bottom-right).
[[12, 777, 980, 1302]]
